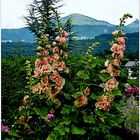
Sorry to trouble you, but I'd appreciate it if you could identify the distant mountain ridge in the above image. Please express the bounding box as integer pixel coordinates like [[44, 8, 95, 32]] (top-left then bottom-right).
[[1, 13, 139, 42], [61, 13, 114, 26]]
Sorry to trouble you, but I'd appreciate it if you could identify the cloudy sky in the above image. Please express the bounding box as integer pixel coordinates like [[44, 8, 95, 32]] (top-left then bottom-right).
[[1, 0, 139, 28]]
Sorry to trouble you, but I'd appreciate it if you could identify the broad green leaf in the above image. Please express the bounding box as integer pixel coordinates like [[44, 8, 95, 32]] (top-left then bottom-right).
[[34, 107, 48, 117], [71, 126, 86, 135], [90, 93, 101, 100], [46, 134, 53, 140], [77, 70, 89, 80], [98, 73, 111, 82], [61, 105, 71, 115], [83, 114, 95, 123], [9, 130, 21, 138], [112, 89, 122, 96]]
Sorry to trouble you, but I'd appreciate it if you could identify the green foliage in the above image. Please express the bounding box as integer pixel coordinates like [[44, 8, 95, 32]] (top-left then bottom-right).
[[1, 56, 28, 124]]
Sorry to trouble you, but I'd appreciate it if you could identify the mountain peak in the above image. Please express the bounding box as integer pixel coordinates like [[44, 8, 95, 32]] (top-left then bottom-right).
[[127, 19, 139, 27], [61, 13, 113, 26]]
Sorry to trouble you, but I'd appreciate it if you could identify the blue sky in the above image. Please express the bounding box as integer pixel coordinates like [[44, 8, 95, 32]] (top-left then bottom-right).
[[1, 0, 139, 28]]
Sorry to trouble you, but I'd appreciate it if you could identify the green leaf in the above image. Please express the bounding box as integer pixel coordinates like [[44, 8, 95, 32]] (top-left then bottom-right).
[[61, 105, 71, 115], [112, 89, 122, 96], [34, 107, 48, 117], [90, 92, 101, 100], [71, 126, 86, 135], [46, 134, 53, 140], [9, 130, 21, 138], [77, 70, 89, 80], [83, 114, 95, 123], [98, 73, 111, 82], [72, 92, 84, 99]]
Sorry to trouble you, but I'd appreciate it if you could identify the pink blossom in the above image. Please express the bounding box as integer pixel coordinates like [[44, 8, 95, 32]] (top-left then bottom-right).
[[55, 36, 60, 41], [35, 59, 42, 68], [111, 44, 121, 52], [60, 37, 66, 44], [37, 52, 42, 57], [62, 30, 68, 37], [52, 53, 59, 62], [41, 76, 49, 85], [42, 64, 52, 74], [83, 87, 90, 96], [47, 114, 54, 119], [116, 37, 125, 45], [53, 46, 59, 53], [43, 50, 49, 56], [52, 41, 57, 46], [50, 72, 60, 81], [2, 125, 10, 132], [112, 30, 119, 35], [32, 83, 42, 94], [55, 61, 66, 71], [36, 46, 45, 51], [34, 68, 42, 77], [117, 51, 124, 58]]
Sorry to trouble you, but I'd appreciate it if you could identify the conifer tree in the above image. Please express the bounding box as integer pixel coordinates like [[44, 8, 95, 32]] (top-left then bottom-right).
[[24, 0, 62, 41], [63, 17, 76, 51]]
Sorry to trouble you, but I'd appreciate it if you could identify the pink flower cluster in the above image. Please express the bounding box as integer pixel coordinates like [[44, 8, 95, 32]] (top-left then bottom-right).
[[32, 29, 68, 99], [125, 83, 139, 97], [95, 95, 114, 111], [96, 30, 126, 111], [101, 30, 125, 77]]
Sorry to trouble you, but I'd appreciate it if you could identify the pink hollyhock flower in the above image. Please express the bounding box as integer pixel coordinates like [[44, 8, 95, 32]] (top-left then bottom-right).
[[2, 125, 10, 132], [55, 35, 60, 41], [53, 46, 59, 53], [34, 68, 42, 77], [57, 78, 65, 90], [37, 52, 42, 57], [42, 58, 49, 65], [62, 30, 68, 37], [36, 46, 45, 51], [74, 96, 88, 108], [52, 53, 59, 62], [111, 43, 121, 52], [55, 61, 66, 71], [35, 59, 42, 68], [41, 76, 49, 85], [112, 58, 120, 66], [104, 78, 119, 91], [117, 51, 124, 58], [55, 78, 62, 85], [32, 83, 42, 94], [112, 30, 119, 35], [52, 41, 57, 46], [42, 64, 52, 74], [95, 95, 113, 111], [60, 37, 66, 44], [116, 37, 125, 45], [50, 71, 60, 81], [45, 45, 51, 48], [113, 69, 120, 76], [43, 50, 49, 56], [83, 87, 90, 96]]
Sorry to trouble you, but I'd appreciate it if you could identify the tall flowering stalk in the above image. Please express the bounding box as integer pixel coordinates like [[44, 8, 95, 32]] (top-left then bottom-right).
[[95, 14, 132, 111], [32, 27, 69, 99]]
